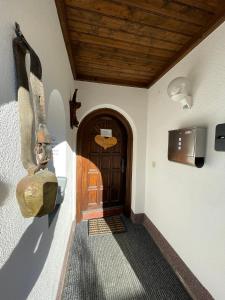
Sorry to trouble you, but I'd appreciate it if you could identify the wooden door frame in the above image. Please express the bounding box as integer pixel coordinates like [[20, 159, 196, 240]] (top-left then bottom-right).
[[76, 108, 133, 223]]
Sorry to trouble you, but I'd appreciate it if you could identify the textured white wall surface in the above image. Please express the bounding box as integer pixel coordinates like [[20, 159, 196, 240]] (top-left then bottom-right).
[[0, 1, 75, 299], [146, 22, 225, 299], [76, 81, 148, 213]]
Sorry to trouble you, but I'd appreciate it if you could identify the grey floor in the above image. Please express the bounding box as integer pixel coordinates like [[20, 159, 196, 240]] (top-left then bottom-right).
[[62, 217, 192, 300]]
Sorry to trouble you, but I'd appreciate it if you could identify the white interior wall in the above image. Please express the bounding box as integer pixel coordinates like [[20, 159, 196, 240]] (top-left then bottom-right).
[[1, 0, 224, 298], [76, 81, 148, 213], [146, 22, 225, 300], [0, 1, 75, 300]]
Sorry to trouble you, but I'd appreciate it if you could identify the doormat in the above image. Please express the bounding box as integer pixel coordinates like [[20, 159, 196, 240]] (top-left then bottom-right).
[[88, 215, 126, 236]]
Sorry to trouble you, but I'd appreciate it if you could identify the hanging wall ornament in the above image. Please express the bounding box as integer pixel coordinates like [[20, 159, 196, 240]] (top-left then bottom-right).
[[69, 88, 81, 128], [94, 135, 118, 150], [13, 23, 58, 218]]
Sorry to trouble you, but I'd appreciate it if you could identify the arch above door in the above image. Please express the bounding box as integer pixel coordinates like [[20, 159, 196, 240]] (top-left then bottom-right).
[[76, 108, 133, 223]]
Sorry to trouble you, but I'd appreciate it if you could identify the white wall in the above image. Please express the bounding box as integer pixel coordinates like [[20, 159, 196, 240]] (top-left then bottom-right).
[[76, 81, 148, 213], [48, 90, 67, 178], [0, 1, 75, 299], [2, 0, 224, 298], [146, 22, 225, 299]]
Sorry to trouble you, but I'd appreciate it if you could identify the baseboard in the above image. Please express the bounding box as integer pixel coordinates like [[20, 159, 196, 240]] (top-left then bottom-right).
[[130, 210, 144, 224], [56, 220, 76, 300], [131, 210, 213, 300]]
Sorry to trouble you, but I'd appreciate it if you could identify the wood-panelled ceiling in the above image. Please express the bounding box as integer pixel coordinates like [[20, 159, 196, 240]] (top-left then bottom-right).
[[56, 0, 225, 88]]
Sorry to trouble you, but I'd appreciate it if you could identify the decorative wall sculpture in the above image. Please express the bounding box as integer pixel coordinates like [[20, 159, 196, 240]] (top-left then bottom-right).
[[94, 135, 118, 150], [13, 23, 57, 217], [69, 88, 81, 128]]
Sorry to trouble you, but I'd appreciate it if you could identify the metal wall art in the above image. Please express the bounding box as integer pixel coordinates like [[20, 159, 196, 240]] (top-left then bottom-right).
[[70, 88, 81, 128], [13, 23, 58, 218]]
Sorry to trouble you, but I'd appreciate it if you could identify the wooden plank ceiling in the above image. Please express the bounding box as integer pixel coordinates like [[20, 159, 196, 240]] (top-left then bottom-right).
[[56, 0, 225, 88]]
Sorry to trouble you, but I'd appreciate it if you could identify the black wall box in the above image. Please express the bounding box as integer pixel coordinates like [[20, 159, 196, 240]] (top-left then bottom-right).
[[215, 123, 225, 151]]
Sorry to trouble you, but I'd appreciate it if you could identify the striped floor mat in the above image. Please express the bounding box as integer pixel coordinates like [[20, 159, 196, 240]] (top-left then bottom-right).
[[88, 215, 126, 236]]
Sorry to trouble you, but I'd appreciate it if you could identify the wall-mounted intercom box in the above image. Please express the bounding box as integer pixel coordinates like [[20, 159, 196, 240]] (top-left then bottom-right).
[[215, 123, 225, 151], [168, 127, 207, 168]]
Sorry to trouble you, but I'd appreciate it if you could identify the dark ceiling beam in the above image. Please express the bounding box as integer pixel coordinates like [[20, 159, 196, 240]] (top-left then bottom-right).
[[77, 75, 149, 89], [77, 67, 151, 82], [55, 0, 76, 79]]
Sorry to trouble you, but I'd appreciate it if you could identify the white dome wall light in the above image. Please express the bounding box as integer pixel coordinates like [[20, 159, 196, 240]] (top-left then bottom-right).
[[167, 77, 192, 109]]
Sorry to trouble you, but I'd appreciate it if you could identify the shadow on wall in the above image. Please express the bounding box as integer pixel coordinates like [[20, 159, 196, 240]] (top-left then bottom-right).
[[0, 208, 59, 300], [0, 181, 10, 206], [0, 89, 71, 300]]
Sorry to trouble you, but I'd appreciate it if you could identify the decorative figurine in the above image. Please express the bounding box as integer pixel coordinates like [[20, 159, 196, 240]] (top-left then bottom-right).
[[69, 88, 81, 128], [13, 23, 58, 217]]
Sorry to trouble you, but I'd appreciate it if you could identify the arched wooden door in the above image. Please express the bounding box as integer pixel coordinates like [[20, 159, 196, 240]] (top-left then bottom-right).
[[76, 109, 132, 223]]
